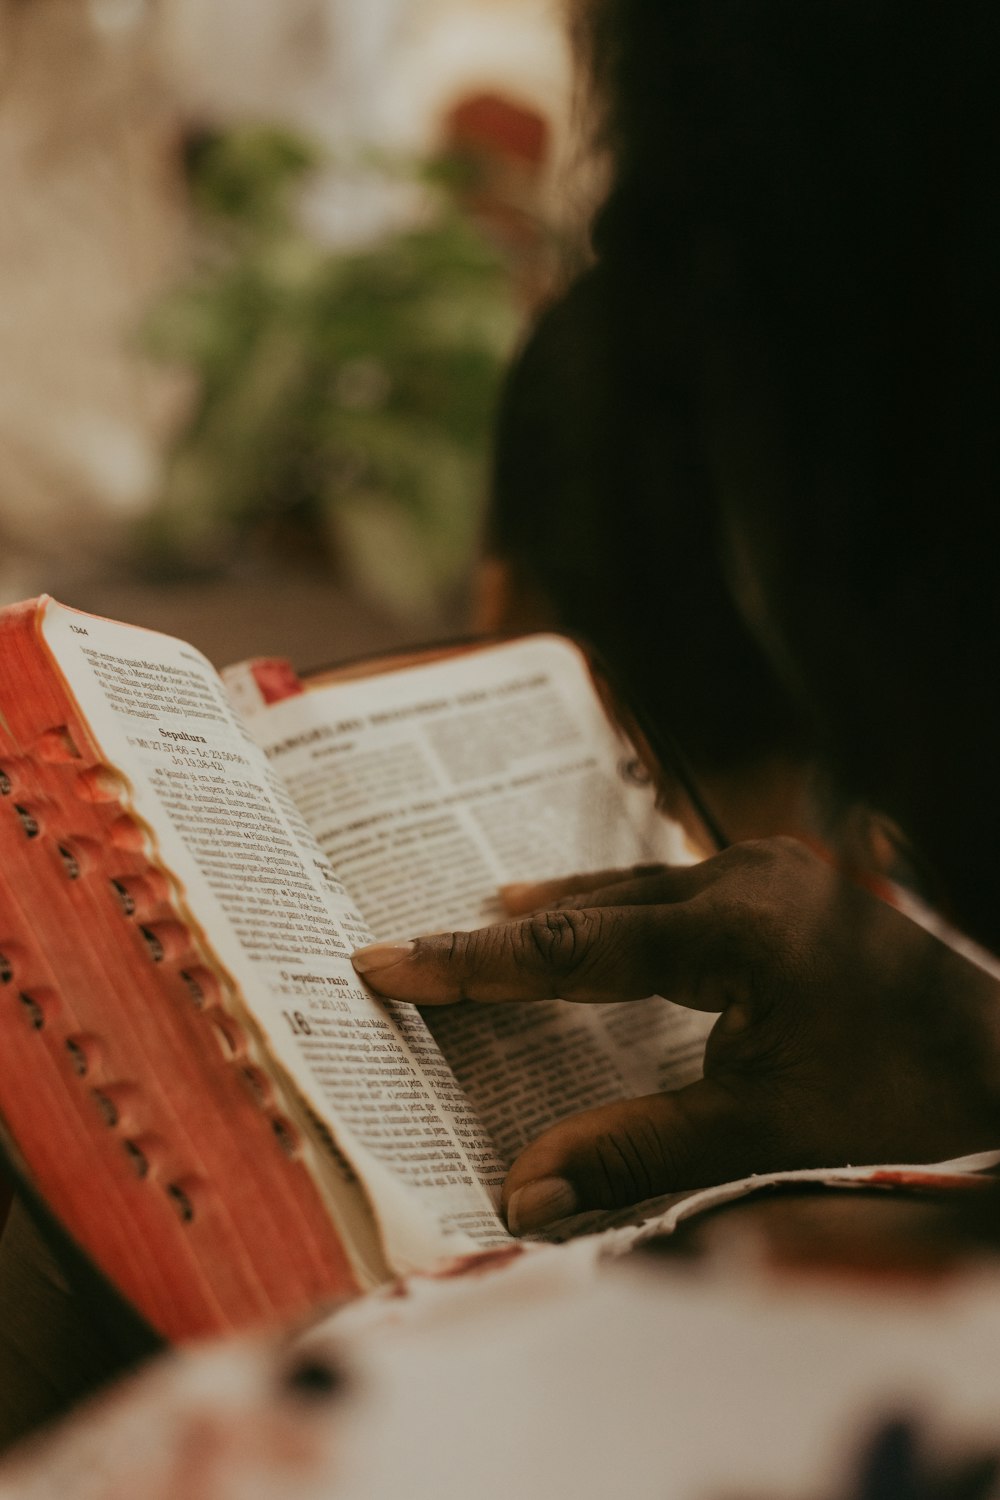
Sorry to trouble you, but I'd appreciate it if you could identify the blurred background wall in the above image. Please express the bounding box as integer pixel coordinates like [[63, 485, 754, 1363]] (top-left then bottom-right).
[[0, 0, 591, 664]]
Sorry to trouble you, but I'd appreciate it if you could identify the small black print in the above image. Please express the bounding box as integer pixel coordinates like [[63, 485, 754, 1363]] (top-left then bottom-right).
[[272, 1117, 298, 1157], [92, 1091, 119, 1127], [180, 969, 204, 1006], [123, 1140, 148, 1178], [14, 805, 39, 839], [110, 879, 135, 916], [19, 993, 44, 1030], [167, 1183, 195, 1223], [140, 927, 164, 963], [242, 1067, 268, 1104], [65, 1039, 88, 1077]]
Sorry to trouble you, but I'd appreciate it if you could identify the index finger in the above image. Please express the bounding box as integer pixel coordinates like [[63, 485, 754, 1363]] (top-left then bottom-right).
[[351, 897, 727, 1009]]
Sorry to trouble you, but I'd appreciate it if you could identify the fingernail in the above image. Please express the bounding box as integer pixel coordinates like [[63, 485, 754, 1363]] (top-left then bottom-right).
[[506, 1177, 579, 1235], [351, 941, 415, 974]]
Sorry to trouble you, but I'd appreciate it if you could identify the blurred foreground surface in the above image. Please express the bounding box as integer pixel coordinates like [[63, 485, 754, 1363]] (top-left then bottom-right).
[[5, 1175, 1000, 1500]]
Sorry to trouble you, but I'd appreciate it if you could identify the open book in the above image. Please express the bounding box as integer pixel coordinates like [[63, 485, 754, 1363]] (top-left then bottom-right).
[[0, 597, 713, 1339]]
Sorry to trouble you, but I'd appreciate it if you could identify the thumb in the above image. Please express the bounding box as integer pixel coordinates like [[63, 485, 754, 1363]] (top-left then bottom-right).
[[501, 1079, 775, 1234]]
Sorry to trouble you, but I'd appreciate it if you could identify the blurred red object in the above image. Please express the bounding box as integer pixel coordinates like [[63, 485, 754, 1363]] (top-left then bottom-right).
[[445, 92, 548, 168]]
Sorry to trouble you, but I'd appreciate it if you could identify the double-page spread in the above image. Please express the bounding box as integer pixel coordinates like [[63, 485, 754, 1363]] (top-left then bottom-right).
[[226, 632, 710, 1177], [0, 597, 713, 1333]]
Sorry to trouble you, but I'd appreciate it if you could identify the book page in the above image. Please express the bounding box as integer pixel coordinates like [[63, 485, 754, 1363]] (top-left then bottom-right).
[[40, 601, 509, 1275], [237, 636, 714, 1166]]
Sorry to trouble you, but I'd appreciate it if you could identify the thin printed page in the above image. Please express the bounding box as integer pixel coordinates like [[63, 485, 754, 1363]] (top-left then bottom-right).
[[236, 635, 714, 1168], [41, 600, 510, 1275]]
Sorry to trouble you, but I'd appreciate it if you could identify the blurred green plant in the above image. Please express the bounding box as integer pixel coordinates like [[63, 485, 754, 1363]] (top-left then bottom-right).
[[139, 125, 521, 619]]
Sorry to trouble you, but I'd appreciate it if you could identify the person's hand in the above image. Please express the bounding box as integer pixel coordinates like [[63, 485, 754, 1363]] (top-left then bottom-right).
[[351, 839, 1000, 1234]]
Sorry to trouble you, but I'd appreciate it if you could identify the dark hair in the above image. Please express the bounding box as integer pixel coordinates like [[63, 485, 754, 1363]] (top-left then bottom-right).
[[558, 0, 1000, 944], [489, 262, 808, 778]]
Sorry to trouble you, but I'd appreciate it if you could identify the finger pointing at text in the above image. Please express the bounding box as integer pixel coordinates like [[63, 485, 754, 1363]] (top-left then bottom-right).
[[352, 839, 1000, 1234]]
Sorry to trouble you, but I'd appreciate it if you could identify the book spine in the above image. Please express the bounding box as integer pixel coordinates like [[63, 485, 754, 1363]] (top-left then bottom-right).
[[0, 603, 360, 1339]]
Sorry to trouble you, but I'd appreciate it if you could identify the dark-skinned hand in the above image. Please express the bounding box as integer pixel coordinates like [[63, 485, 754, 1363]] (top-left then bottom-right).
[[351, 838, 1000, 1235]]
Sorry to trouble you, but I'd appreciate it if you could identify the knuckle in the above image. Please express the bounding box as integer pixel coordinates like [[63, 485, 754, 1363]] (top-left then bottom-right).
[[450, 926, 507, 986], [590, 1109, 700, 1202], [520, 908, 594, 978], [592, 1124, 658, 1205], [443, 929, 463, 961], [444, 927, 470, 968], [439, 928, 476, 993]]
